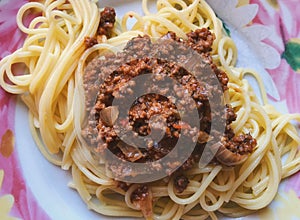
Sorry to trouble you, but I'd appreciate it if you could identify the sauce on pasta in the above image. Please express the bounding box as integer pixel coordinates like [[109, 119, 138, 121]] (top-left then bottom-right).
[[0, 0, 299, 219]]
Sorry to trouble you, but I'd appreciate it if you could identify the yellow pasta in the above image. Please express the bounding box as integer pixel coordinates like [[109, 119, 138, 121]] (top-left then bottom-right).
[[0, 0, 299, 219]]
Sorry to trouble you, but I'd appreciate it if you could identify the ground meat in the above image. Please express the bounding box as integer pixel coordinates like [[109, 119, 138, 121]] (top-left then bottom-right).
[[130, 185, 153, 218], [186, 28, 215, 53], [129, 94, 180, 138], [82, 28, 256, 180], [159, 28, 229, 91], [84, 7, 116, 48], [84, 36, 98, 48], [225, 104, 237, 124], [221, 133, 256, 155], [117, 181, 131, 192], [174, 175, 190, 193], [131, 185, 149, 202], [98, 7, 116, 37]]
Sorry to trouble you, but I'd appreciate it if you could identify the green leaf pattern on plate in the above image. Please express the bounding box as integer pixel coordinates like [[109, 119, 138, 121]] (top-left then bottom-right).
[[282, 39, 300, 73]]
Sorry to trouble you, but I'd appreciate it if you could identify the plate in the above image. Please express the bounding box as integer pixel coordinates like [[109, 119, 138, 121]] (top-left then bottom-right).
[[0, 0, 300, 219]]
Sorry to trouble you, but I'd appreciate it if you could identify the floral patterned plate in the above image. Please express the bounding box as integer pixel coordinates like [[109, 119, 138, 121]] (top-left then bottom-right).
[[0, 0, 300, 219]]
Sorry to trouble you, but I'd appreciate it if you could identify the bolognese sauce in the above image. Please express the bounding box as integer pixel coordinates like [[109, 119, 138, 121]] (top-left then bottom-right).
[[82, 28, 256, 191]]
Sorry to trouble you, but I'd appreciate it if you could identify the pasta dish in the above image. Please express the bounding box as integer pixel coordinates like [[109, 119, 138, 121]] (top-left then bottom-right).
[[0, 0, 300, 219]]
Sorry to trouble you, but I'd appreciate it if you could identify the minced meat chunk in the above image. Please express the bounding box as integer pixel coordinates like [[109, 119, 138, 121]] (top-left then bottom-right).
[[174, 175, 190, 193], [98, 7, 116, 37]]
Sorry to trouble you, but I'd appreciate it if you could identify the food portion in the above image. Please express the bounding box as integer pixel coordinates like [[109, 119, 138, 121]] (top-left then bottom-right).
[[82, 29, 256, 182], [0, 0, 300, 220], [81, 29, 258, 217]]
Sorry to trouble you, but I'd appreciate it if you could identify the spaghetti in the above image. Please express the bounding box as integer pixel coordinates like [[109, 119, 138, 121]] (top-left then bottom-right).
[[0, 0, 299, 219]]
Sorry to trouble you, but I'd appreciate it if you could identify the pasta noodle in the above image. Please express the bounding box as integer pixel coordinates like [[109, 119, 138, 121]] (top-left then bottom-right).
[[0, 0, 300, 219]]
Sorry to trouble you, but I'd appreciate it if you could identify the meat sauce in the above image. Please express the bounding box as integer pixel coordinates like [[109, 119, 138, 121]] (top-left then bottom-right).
[[82, 8, 256, 195], [84, 7, 116, 48]]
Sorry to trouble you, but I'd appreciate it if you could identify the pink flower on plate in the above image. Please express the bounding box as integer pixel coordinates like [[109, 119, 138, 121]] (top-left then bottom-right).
[[251, 0, 300, 202], [251, 0, 300, 113], [0, 90, 50, 220], [0, 0, 38, 59], [0, 1, 50, 219]]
